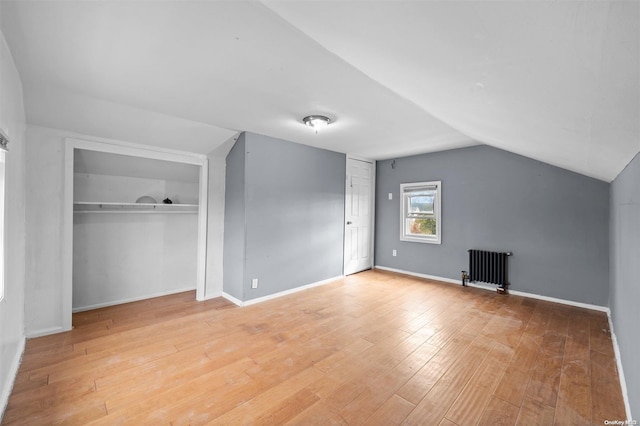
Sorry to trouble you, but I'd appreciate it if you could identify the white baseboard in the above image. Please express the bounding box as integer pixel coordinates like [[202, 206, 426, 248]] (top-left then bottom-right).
[[374, 265, 609, 312], [507, 288, 609, 313], [71, 286, 196, 313], [375, 266, 460, 285], [221, 275, 344, 307], [221, 292, 243, 307], [0, 337, 25, 421], [607, 312, 633, 421], [202, 291, 222, 301], [26, 326, 68, 338]]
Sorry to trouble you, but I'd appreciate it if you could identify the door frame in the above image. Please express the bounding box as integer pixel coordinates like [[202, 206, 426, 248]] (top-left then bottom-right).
[[62, 136, 208, 332], [343, 154, 376, 275]]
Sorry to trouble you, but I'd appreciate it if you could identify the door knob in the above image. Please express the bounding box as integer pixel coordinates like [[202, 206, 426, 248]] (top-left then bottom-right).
[[347, 221, 352, 225]]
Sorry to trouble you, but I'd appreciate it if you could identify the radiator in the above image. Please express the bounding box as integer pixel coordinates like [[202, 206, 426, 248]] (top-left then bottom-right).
[[463, 249, 512, 293]]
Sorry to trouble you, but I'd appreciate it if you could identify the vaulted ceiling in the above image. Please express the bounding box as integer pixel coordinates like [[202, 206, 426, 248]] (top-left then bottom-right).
[[1, 1, 638, 181]]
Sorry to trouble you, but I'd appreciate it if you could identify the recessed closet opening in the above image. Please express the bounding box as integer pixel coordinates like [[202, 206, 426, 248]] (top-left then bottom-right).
[[63, 138, 209, 331]]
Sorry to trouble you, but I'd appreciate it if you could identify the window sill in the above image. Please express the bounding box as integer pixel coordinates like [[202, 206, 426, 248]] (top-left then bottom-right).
[[400, 236, 441, 244]]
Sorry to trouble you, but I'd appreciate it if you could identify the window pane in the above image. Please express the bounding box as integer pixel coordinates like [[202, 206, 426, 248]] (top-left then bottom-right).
[[407, 191, 434, 215], [0, 150, 4, 301], [407, 218, 437, 236], [400, 180, 441, 245]]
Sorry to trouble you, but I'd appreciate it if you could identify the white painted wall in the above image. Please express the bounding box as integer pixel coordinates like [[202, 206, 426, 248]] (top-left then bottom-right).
[[24, 125, 66, 336], [204, 155, 226, 298], [203, 135, 237, 299], [73, 214, 197, 311], [74, 173, 199, 204], [72, 173, 198, 311], [0, 30, 27, 417]]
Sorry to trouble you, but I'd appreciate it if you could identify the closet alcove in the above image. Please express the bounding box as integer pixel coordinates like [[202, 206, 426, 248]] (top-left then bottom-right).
[[63, 138, 209, 329]]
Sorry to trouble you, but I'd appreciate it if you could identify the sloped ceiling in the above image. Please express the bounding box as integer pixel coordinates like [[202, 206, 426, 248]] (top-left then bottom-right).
[[1, 1, 638, 181]]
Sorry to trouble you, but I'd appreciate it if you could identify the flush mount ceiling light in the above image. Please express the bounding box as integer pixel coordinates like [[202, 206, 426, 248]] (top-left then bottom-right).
[[303, 115, 331, 133]]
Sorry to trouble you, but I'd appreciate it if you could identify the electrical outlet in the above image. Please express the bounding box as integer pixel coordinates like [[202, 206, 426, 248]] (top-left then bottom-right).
[[388, 192, 393, 200], [251, 278, 258, 289], [392, 249, 397, 257]]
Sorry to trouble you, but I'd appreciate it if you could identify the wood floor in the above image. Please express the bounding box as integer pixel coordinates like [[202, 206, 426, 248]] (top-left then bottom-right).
[[3, 270, 627, 425]]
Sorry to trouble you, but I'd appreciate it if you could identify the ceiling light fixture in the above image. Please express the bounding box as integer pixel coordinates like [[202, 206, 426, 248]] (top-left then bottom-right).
[[303, 115, 331, 133]]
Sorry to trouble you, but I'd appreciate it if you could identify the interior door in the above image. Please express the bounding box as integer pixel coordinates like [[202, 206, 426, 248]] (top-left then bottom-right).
[[344, 157, 374, 275]]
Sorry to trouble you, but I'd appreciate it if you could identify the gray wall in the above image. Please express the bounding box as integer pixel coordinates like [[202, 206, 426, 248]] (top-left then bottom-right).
[[610, 151, 640, 419], [222, 134, 246, 300], [376, 145, 610, 306], [223, 132, 345, 302]]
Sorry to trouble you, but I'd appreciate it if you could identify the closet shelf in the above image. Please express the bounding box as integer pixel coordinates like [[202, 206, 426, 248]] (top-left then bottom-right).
[[73, 201, 198, 214]]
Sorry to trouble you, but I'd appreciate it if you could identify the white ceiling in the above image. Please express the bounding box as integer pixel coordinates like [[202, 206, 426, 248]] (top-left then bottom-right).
[[1, 1, 638, 181]]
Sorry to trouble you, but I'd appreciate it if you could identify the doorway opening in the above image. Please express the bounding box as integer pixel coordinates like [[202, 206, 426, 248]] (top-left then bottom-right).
[[62, 137, 208, 331]]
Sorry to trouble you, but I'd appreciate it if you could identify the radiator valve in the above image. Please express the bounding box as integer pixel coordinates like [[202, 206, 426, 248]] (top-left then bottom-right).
[[461, 271, 469, 287]]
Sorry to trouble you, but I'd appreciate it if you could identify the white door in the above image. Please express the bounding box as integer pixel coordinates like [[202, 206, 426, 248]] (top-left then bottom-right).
[[344, 157, 374, 275]]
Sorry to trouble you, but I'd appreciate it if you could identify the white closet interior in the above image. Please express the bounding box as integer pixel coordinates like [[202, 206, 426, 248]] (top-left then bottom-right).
[[72, 149, 201, 312]]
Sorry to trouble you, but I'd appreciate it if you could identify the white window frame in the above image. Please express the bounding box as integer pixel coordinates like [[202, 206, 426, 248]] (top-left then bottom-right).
[[0, 144, 6, 302], [400, 181, 441, 244]]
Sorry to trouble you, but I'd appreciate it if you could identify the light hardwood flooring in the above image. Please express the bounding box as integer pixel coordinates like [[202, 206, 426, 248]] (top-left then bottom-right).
[[3, 270, 627, 425]]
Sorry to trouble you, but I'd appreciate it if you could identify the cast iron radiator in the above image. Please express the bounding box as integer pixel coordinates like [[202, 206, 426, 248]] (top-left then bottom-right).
[[462, 249, 512, 293]]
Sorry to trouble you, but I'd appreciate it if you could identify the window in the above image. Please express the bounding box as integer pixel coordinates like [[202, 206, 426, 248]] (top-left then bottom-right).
[[400, 181, 441, 244], [0, 131, 6, 302]]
